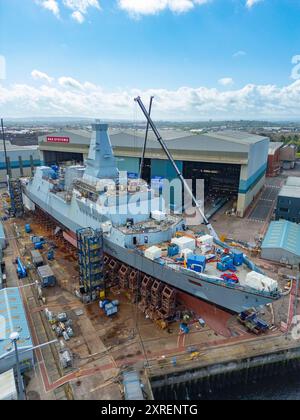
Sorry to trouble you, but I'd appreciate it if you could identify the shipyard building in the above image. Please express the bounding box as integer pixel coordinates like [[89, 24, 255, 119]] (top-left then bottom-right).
[[276, 177, 300, 224], [38, 129, 270, 217], [261, 220, 300, 266], [0, 288, 33, 374], [0, 142, 40, 183]]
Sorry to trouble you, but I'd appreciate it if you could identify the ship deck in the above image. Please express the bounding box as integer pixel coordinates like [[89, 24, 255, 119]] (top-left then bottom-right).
[[140, 239, 252, 283]]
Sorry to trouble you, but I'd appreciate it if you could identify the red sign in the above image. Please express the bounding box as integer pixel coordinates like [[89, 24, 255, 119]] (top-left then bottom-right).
[[47, 136, 70, 143]]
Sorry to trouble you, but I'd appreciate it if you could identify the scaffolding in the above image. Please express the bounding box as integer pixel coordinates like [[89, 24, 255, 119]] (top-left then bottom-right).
[[9, 179, 24, 217], [76, 227, 104, 297]]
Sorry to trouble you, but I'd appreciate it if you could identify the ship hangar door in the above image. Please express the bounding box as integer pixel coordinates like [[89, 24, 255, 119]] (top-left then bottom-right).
[[43, 150, 84, 166], [183, 161, 241, 203]]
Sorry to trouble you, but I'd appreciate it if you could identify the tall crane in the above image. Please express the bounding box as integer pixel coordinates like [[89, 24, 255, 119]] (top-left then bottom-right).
[[134, 96, 220, 240], [138, 96, 154, 180]]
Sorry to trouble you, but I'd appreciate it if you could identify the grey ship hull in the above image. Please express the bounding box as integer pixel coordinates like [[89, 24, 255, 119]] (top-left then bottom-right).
[[24, 187, 279, 313]]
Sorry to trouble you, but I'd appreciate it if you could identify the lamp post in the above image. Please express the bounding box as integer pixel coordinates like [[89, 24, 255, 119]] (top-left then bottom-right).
[[10, 332, 25, 400]]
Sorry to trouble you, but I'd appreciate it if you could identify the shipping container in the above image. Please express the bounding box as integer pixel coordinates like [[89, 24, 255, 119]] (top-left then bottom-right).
[[37, 265, 56, 288], [30, 250, 44, 267]]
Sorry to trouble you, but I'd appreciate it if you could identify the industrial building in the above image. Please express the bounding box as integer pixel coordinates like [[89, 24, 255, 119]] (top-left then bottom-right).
[[276, 177, 300, 223], [0, 142, 40, 183], [38, 129, 270, 217], [267, 142, 283, 177], [0, 288, 33, 374], [280, 144, 297, 170], [261, 220, 300, 266]]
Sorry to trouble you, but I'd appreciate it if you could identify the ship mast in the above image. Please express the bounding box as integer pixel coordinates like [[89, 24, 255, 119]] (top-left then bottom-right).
[[134, 96, 219, 240]]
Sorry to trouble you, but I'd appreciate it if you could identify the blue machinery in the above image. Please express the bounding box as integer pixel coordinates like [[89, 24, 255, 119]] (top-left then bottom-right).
[[76, 228, 104, 297], [17, 257, 27, 279]]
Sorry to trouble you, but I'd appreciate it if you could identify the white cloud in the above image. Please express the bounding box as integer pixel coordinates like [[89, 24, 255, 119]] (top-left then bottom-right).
[[117, 0, 210, 16], [63, 0, 101, 22], [58, 76, 84, 89], [35, 0, 100, 22], [233, 50, 246, 58], [36, 0, 60, 17], [71, 10, 85, 23], [2, 73, 300, 120], [246, 0, 263, 8], [31, 70, 54, 83], [218, 77, 234, 87]]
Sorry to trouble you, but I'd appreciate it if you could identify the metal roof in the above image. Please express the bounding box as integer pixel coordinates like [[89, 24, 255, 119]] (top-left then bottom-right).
[[39, 129, 268, 155], [0, 141, 38, 152], [37, 265, 54, 279], [0, 288, 33, 359], [0, 369, 17, 400], [262, 220, 300, 256], [286, 176, 300, 188], [278, 185, 300, 199], [204, 130, 268, 145]]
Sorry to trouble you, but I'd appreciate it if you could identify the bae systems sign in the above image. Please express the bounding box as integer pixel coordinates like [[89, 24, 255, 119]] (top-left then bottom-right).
[[47, 136, 70, 143]]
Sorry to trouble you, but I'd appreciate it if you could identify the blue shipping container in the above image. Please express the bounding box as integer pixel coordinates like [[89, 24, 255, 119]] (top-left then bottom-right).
[[187, 255, 206, 273]]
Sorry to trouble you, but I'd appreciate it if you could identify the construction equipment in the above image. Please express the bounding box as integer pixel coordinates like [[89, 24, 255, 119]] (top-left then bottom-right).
[[134, 96, 219, 241], [16, 257, 27, 279], [25, 224, 32, 234], [47, 249, 55, 261], [238, 309, 269, 335]]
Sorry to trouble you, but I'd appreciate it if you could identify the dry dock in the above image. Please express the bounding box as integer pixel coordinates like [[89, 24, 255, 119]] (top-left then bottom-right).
[[1, 203, 300, 400]]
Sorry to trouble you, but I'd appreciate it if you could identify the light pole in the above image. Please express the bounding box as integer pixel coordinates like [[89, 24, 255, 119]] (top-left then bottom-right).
[[10, 332, 25, 401]]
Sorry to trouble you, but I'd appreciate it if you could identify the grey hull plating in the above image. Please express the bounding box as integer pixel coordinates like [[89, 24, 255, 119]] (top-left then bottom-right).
[[24, 187, 279, 313]]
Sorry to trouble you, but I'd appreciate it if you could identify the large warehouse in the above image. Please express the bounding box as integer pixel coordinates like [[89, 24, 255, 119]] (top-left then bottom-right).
[[38, 128, 270, 217], [0, 142, 40, 183], [261, 220, 300, 266]]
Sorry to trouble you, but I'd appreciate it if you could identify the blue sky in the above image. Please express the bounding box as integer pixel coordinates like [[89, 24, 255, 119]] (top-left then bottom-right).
[[1, 0, 300, 119]]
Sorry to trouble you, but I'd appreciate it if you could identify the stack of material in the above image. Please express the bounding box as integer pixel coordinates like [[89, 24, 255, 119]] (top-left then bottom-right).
[[151, 210, 166, 222], [197, 235, 214, 247], [30, 249, 44, 267], [37, 265, 56, 288], [171, 237, 196, 253], [157, 286, 176, 319], [118, 264, 130, 289], [240, 271, 278, 293], [144, 246, 162, 261], [151, 280, 164, 308]]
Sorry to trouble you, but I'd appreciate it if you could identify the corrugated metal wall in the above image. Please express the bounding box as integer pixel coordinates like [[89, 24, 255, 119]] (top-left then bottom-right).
[[151, 159, 183, 180], [116, 157, 140, 174]]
